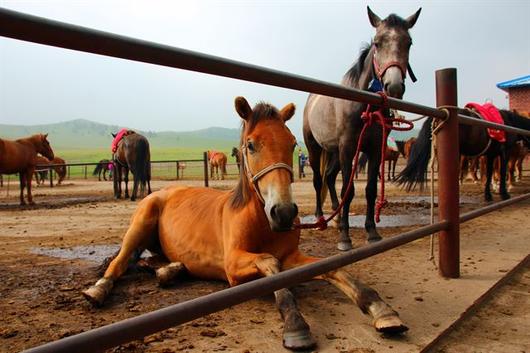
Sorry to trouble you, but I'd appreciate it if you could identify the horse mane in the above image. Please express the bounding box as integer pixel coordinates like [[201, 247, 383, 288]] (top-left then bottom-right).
[[229, 102, 279, 209], [344, 43, 372, 85]]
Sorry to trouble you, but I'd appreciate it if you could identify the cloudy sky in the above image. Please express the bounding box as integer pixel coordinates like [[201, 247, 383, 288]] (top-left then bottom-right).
[[0, 0, 528, 138]]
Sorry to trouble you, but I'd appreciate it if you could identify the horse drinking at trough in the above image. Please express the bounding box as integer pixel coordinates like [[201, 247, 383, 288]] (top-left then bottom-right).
[[112, 130, 152, 201], [0, 134, 54, 205], [83, 97, 407, 350], [396, 107, 530, 201], [303, 7, 421, 250]]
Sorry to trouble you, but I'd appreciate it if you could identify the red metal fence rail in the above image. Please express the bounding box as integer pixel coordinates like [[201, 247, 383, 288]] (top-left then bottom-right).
[[1, 7, 529, 353]]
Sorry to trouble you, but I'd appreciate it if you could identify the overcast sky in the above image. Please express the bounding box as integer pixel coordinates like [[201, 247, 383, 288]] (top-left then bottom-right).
[[0, 0, 529, 138]]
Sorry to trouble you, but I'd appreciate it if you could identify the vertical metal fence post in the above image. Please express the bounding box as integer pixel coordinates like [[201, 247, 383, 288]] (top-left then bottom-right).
[[435, 68, 460, 278], [176, 161, 179, 180], [49, 167, 53, 188], [84, 165, 87, 179], [203, 152, 209, 187], [67, 165, 70, 180]]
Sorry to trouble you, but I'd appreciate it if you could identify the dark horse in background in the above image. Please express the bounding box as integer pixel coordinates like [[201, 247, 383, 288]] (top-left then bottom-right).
[[358, 147, 401, 181], [93, 159, 113, 181], [303, 7, 421, 250], [396, 109, 530, 201], [231, 147, 241, 172], [0, 134, 54, 205], [112, 132, 152, 201]]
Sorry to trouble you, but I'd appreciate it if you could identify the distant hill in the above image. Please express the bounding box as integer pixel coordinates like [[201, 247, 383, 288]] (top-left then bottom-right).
[[0, 119, 241, 149]]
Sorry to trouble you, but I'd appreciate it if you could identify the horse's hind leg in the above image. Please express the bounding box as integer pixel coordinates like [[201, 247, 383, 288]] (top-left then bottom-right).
[[304, 129, 324, 218], [83, 196, 160, 306], [124, 168, 130, 199], [156, 262, 185, 286], [284, 252, 407, 334], [484, 155, 495, 201], [325, 152, 341, 228], [131, 177, 139, 201], [19, 173, 26, 205], [498, 149, 510, 200]]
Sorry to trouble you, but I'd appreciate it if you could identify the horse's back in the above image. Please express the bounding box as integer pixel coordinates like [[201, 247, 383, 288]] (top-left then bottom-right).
[[303, 93, 340, 150], [154, 185, 229, 281], [0, 139, 36, 173]]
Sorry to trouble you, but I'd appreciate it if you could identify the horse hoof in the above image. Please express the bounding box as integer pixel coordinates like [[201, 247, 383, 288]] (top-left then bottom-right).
[[367, 232, 382, 243], [501, 193, 511, 201], [283, 329, 316, 351], [374, 315, 408, 335], [82, 286, 106, 307], [337, 241, 353, 251]]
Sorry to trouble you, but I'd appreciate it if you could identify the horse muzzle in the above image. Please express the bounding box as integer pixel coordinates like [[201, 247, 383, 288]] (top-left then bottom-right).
[[268, 202, 298, 232], [383, 67, 405, 99]]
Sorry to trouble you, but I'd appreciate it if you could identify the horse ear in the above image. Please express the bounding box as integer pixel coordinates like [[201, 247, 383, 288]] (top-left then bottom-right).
[[235, 96, 252, 120], [280, 103, 296, 122], [44, 133, 48, 138], [405, 8, 421, 29], [367, 6, 381, 28], [111, 133, 117, 138]]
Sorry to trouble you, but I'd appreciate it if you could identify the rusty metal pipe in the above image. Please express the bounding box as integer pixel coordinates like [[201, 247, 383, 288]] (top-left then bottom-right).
[[458, 114, 530, 136], [21, 221, 448, 353], [435, 68, 460, 278], [460, 193, 530, 223]]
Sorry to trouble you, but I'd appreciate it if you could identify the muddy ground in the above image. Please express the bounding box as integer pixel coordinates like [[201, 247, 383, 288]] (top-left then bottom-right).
[[0, 175, 529, 353]]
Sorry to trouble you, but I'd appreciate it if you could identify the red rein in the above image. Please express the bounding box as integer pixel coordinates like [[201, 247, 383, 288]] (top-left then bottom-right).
[[296, 92, 413, 230]]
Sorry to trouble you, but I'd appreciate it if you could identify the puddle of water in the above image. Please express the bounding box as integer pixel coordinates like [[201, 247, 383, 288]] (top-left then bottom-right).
[[388, 195, 478, 205], [300, 214, 430, 228], [31, 244, 120, 263]]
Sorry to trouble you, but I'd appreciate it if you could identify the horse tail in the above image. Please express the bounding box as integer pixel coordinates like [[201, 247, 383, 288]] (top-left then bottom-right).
[[134, 138, 149, 191], [319, 152, 329, 204], [395, 117, 433, 190], [222, 156, 227, 176]]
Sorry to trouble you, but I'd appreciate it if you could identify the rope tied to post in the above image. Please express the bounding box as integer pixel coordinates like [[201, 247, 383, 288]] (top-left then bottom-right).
[[296, 92, 414, 230], [428, 106, 451, 263]]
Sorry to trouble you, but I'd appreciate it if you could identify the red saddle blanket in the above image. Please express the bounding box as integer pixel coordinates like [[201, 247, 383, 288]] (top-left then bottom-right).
[[464, 102, 506, 142], [111, 128, 131, 153]]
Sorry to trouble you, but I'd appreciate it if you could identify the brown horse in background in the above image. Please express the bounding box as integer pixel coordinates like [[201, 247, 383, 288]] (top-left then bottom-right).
[[112, 131, 152, 201], [0, 134, 54, 204], [208, 150, 227, 180], [83, 97, 406, 350], [395, 137, 416, 159], [34, 156, 67, 186]]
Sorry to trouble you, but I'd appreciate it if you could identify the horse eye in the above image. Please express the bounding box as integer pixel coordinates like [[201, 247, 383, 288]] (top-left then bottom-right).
[[374, 42, 380, 49], [247, 141, 255, 153]]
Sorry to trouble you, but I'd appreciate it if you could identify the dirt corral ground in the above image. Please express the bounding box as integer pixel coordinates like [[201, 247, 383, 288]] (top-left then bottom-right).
[[0, 176, 529, 353]]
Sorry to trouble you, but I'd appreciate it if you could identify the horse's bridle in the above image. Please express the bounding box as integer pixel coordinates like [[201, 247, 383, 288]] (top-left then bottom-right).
[[372, 48, 417, 83], [241, 145, 294, 204]]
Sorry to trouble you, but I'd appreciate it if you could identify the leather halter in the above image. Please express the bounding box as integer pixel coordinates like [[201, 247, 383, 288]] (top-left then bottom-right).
[[372, 49, 417, 83], [241, 145, 294, 205]]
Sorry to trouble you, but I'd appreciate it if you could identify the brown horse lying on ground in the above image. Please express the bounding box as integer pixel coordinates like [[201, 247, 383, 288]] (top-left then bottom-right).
[[83, 97, 406, 350], [208, 150, 228, 180], [0, 134, 54, 204], [34, 156, 67, 185]]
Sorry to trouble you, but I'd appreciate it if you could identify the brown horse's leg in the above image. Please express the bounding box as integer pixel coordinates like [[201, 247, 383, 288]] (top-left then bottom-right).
[[156, 262, 185, 286], [19, 173, 26, 205], [283, 251, 407, 334], [26, 169, 34, 205], [83, 197, 159, 306], [226, 251, 315, 350], [124, 168, 130, 198]]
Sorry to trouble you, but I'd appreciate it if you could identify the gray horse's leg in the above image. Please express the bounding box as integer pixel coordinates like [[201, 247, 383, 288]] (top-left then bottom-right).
[[305, 131, 325, 218], [338, 143, 355, 251], [325, 152, 341, 228], [365, 155, 382, 242]]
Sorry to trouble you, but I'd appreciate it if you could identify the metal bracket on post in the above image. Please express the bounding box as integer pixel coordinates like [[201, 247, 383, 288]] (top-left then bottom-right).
[[435, 68, 460, 278]]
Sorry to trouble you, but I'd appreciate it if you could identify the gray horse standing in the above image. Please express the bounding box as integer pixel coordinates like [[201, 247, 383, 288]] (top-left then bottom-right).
[[303, 7, 421, 250]]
